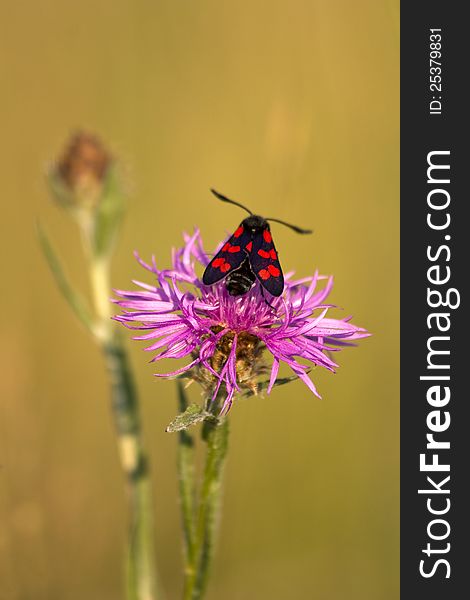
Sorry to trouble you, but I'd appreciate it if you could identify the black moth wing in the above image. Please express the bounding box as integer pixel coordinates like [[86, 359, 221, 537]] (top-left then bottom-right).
[[202, 223, 253, 286], [249, 227, 284, 296]]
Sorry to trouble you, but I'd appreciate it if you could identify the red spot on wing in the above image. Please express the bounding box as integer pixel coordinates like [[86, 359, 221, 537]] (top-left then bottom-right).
[[270, 249, 277, 260], [212, 257, 233, 272], [246, 241, 252, 252], [267, 264, 280, 277], [258, 269, 271, 280], [222, 243, 230, 252], [263, 229, 272, 243], [234, 226, 244, 238], [257, 249, 270, 259], [228, 245, 240, 253]]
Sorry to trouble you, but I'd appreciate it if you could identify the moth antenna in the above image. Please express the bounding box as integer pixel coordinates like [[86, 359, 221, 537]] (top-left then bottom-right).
[[210, 188, 253, 216], [265, 218, 312, 235]]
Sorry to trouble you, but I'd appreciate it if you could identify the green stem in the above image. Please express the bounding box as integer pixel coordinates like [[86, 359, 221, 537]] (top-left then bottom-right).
[[103, 340, 161, 600], [90, 257, 113, 336], [87, 245, 162, 600], [43, 155, 161, 599], [128, 470, 158, 600], [181, 394, 229, 600], [195, 417, 229, 598]]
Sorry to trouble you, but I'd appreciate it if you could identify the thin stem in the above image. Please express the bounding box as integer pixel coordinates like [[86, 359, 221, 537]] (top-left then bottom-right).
[[86, 239, 162, 600], [182, 394, 229, 600], [194, 417, 229, 598], [90, 257, 112, 320], [128, 470, 158, 600], [44, 148, 162, 600]]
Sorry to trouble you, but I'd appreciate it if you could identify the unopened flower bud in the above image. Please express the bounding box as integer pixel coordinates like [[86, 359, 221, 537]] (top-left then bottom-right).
[[48, 131, 126, 258], [53, 131, 112, 207]]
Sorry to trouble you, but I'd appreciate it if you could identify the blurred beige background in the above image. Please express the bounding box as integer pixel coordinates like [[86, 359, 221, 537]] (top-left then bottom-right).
[[0, 1, 399, 599]]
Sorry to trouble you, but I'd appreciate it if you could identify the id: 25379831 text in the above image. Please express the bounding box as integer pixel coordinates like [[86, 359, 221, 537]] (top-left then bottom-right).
[[429, 28, 442, 115]]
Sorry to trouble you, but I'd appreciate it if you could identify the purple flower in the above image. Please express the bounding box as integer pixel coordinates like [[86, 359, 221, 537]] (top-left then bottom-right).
[[113, 229, 369, 414]]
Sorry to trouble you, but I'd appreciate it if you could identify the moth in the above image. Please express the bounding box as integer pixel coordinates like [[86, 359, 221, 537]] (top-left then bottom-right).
[[202, 189, 312, 299]]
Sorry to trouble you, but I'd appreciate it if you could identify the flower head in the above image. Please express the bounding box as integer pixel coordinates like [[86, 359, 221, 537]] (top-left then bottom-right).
[[113, 230, 369, 413]]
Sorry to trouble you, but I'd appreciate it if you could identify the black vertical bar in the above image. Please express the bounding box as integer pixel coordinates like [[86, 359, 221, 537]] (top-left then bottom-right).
[[401, 3, 468, 599]]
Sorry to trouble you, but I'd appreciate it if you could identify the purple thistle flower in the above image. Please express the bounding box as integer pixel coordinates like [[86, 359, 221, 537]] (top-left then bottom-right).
[[113, 229, 369, 414]]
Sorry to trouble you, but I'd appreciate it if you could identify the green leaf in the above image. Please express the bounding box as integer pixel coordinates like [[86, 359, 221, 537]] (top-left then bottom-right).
[[37, 221, 95, 333], [92, 165, 125, 258], [166, 403, 217, 433]]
